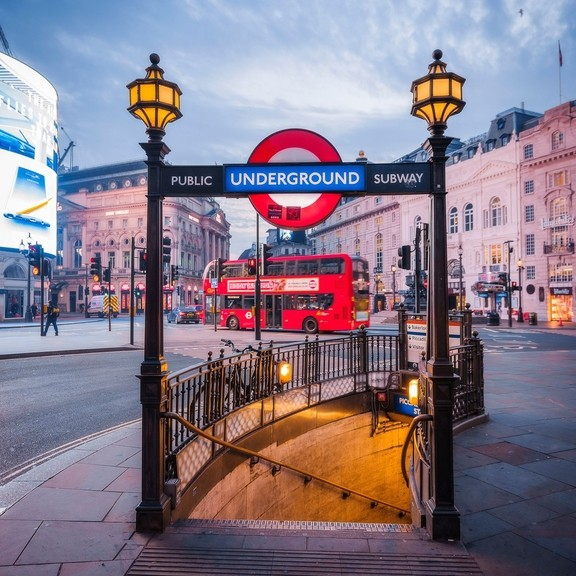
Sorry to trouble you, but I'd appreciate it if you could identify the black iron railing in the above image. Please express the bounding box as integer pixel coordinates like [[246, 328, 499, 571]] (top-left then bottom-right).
[[164, 329, 483, 469]]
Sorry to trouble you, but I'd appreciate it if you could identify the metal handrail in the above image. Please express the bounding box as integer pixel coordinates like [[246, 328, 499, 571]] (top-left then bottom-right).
[[162, 410, 410, 517], [400, 414, 433, 486]]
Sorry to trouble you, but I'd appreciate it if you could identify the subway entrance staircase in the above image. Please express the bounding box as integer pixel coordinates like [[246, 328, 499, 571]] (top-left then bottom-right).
[[127, 518, 483, 575]]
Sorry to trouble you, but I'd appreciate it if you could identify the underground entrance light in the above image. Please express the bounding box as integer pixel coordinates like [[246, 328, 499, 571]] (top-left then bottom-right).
[[277, 360, 292, 385], [408, 378, 419, 406]]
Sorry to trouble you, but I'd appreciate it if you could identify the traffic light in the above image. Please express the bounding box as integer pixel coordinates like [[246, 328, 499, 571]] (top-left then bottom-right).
[[511, 281, 519, 291], [171, 265, 179, 281], [103, 268, 111, 283], [28, 244, 41, 268], [135, 287, 142, 298], [262, 244, 273, 275], [163, 237, 171, 263], [90, 257, 102, 282], [397, 245, 411, 270], [42, 259, 51, 279], [139, 251, 148, 272], [247, 257, 257, 275], [217, 258, 228, 282]]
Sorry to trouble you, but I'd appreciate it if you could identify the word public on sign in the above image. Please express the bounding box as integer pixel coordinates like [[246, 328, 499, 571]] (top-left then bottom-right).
[[161, 165, 223, 196], [224, 163, 365, 194]]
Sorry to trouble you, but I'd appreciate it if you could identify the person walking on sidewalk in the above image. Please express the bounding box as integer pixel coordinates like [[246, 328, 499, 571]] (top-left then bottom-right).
[[45, 302, 59, 335]]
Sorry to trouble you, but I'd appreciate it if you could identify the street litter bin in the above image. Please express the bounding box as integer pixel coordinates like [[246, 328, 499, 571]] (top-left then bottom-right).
[[528, 312, 537, 326], [486, 311, 500, 326]]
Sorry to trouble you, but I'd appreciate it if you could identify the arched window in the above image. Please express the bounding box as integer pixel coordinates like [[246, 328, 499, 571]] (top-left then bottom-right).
[[484, 197, 506, 228], [464, 203, 474, 232], [73, 240, 82, 268], [449, 207, 458, 233]]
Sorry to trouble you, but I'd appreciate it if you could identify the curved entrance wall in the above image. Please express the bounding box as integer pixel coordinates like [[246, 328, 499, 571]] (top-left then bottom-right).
[[178, 394, 411, 525]]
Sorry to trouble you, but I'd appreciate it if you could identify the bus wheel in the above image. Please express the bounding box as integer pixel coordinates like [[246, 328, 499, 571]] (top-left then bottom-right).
[[303, 317, 318, 334], [227, 315, 240, 330]]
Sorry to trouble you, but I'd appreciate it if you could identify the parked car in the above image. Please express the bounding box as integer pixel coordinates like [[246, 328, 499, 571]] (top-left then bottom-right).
[[192, 305, 204, 320], [167, 307, 200, 324]]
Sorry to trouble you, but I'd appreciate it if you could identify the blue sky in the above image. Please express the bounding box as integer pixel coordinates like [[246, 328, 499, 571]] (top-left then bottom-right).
[[1, 0, 574, 257]]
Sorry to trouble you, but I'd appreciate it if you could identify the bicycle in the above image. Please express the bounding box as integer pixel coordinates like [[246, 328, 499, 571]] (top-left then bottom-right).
[[220, 338, 256, 354], [220, 339, 277, 406]]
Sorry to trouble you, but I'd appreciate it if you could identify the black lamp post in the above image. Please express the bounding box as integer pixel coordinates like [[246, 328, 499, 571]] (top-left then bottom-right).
[[411, 49, 465, 540], [19, 233, 33, 322], [457, 244, 464, 310], [504, 240, 513, 327], [391, 265, 397, 309], [127, 53, 182, 532], [517, 258, 524, 323]]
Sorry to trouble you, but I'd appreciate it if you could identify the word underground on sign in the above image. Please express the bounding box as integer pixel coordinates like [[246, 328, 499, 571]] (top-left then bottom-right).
[[225, 164, 364, 193]]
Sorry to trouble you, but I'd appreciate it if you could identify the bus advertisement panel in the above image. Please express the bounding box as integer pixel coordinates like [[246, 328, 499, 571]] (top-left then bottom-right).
[[202, 253, 370, 334]]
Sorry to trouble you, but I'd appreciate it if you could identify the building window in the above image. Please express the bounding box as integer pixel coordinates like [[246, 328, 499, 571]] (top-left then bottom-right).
[[122, 251, 130, 268], [108, 220, 113, 230], [524, 144, 533, 159], [524, 180, 534, 194], [501, 134, 510, 146], [552, 130, 564, 150], [484, 197, 506, 228], [550, 261, 573, 283], [137, 217, 144, 228], [526, 265, 535, 280], [485, 140, 494, 152], [449, 207, 458, 233], [525, 205, 535, 223], [94, 221, 99, 230], [164, 216, 171, 227], [525, 233, 535, 256], [375, 233, 383, 271], [547, 170, 569, 188], [354, 238, 361, 257], [108, 252, 116, 268], [485, 244, 503, 266], [73, 240, 82, 268], [467, 147, 476, 159], [464, 203, 474, 232]]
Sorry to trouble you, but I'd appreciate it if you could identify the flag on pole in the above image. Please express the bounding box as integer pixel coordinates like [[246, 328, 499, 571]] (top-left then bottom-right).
[[558, 41, 563, 67]]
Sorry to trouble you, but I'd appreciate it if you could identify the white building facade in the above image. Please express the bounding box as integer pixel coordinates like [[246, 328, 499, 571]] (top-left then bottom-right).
[[309, 100, 575, 323]]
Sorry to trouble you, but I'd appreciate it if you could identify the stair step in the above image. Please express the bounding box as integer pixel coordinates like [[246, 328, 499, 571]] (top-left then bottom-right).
[[127, 520, 483, 575]]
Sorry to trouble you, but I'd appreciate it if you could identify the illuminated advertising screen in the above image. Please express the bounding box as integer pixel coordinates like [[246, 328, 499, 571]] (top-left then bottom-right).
[[0, 53, 58, 256]]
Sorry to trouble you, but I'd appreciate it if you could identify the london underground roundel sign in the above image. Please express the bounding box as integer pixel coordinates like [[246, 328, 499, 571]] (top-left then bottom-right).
[[248, 128, 342, 229]]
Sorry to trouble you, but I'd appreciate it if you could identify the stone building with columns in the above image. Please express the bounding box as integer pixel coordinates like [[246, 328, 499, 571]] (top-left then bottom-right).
[[55, 160, 230, 314], [309, 100, 575, 323]]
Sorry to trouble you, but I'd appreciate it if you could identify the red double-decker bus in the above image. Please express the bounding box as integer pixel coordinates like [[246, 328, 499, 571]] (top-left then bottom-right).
[[202, 253, 370, 334]]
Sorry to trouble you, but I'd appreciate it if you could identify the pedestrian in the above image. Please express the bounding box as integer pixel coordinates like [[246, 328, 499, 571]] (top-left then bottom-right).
[[31, 303, 38, 319], [45, 302, 59, 335]]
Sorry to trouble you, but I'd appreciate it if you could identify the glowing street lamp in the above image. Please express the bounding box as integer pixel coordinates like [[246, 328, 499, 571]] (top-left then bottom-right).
[[127, 53, 182, 532], [410, 49, 465, 540]]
